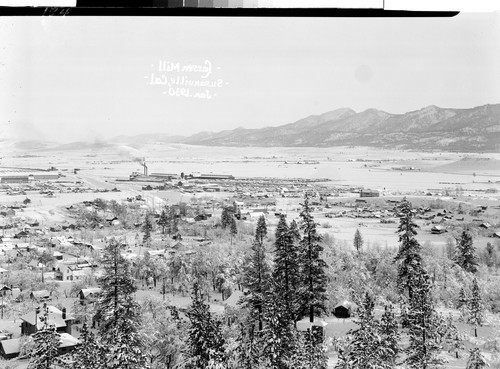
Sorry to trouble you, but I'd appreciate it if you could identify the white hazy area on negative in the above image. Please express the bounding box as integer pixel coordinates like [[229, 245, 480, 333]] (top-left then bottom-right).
[[0, 13, 499, 143]]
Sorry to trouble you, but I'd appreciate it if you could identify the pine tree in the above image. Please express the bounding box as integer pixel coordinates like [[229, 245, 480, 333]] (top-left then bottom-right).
[[235, 314, 261, 369], [72, 321, 105, 369], [466, 347, 488, 369], [341, 293, 396, 369], [261, 292, 297, 369], [486, 242, 495, 267], [28, 307, 61, 369], [298, 193, 328, 323], [221, 207, 232, 229], [353, 228, 363, 254], [142, 212, 153, 245], [447, 329, 464, 359], [241, 217, 271, 332], [458, 286, 470, 322], [185, 281, 226, 369], [157, 208, 169, 235], [285, 328, 327, 369], [468, 278, 484, 338], [455, 231, 479, 273], [393, 198, 422, 300], [230, 217, 238, 244], [273, 215, 301, 322], [405, 264, 443, 369], [95, 238, 148, 369], [255, 215, 267, 245], [379, 304, 399, 366], [289, 219, 301, 243]]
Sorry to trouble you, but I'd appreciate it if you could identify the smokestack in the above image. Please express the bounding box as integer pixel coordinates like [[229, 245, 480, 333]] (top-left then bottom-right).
[[62, 307, 66, 320]]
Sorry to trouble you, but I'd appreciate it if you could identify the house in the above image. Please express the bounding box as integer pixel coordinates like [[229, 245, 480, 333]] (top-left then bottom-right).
[[332, 300, 356, 318], [55, 264, 90, 281], [30, 290, 51, 302], [0, 333, 79, 359], [0, 338, 21, 359], [78, 287, 102, 305], [14, 231, 29, 239], [20, 305, 74, 335], [480, 222, 492, 229], [431, 225, 447, 234]]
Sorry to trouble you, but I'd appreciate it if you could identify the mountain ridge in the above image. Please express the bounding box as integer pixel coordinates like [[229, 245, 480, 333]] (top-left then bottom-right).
[[175, 103, 500, 151], [6, 103, 499, 153]]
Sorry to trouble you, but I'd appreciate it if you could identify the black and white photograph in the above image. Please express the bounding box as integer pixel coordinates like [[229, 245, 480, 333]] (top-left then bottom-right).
[[0, 10, 499, 369]]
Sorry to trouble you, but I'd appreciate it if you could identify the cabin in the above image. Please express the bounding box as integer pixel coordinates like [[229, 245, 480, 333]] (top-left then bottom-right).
[[332, 300, 356, 318], [78, 287, 102, 305], [0, 338, 21, 359], [30, 290, 51, 302], [431, 225, 447, 234]]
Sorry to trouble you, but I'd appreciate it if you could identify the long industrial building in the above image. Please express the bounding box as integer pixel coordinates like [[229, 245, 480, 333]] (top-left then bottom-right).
[[0, 169, 60, 183]]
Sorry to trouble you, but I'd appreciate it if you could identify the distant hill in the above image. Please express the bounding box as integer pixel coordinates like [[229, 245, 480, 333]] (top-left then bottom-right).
[[426, 157, 500, 174], [180, 104, 500, 152]]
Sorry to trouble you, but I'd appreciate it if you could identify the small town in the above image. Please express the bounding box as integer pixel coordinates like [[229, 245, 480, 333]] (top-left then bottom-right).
[[2, 10, 500, 369]]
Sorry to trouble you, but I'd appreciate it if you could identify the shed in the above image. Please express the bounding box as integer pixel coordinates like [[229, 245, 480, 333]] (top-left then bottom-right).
[[431, 225, 447, 234], [332, 300, 356, 318], [30, 290, 51, 302], [0, 338, 20, 359]]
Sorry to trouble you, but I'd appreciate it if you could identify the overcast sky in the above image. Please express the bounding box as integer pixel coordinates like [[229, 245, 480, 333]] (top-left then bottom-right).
[[0, 13, 499, 142]]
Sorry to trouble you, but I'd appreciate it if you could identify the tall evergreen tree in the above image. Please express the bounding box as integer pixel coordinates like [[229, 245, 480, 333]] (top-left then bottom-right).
[[405, 264, 443, 369], [285, 328, 327, 369], [393, 198, 422, 299], [241, 217, 271, 332], [95, 238, 148, 369], [289, 219, 301, 243], [468, 278, 484, 338], [221, 207, 232, 229], [142, 212, 153, 245], [185, 281, 226, 369], [466, 347, 488, 369], [230, 217, 238, 244], [353, 228, 364, 254], [262, 292, 297, 369], [341, 293, 396, 369], [298, 193, 328, 322], [235, 312, 261, 369], [273, 215, 301, 322], [72, 321, 105, 369], [28, 307, 61, 369], [255, 215, 267, 245], [340, 293, 398, 369], [379, 304, 400, 366], [455, 231, 479, 273], [157, 208, 169, 235], [458, 286, 470, 322]]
